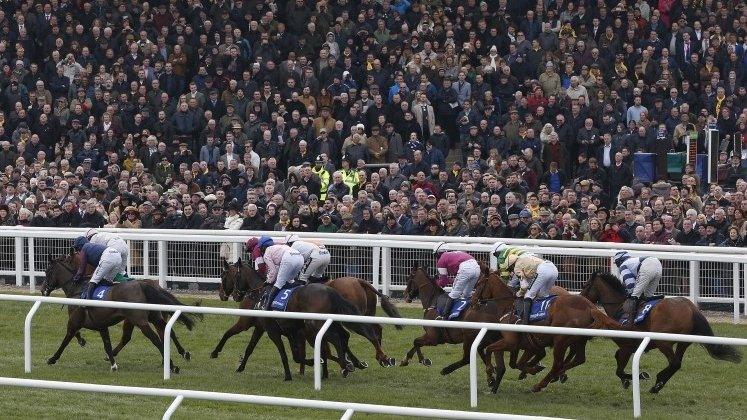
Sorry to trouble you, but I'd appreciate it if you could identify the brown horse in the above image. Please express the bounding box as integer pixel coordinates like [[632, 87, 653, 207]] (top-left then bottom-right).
[[484, 284, 620, 393], [42, 255, 201, 373], [582, 271, 742, 393]]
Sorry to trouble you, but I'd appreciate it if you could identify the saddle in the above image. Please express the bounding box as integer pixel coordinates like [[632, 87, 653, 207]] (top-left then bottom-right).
[[269, 283, 303, 311]]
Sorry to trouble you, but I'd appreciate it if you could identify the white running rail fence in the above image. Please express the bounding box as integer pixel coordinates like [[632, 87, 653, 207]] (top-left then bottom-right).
[[1, 294, 746, 418]]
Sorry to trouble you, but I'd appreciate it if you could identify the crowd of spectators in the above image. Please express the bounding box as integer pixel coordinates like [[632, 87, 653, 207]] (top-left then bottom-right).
[[0, 0, 746, 247]]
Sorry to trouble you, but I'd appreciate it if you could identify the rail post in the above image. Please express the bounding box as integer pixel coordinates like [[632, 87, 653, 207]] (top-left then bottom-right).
[[15, 236, 23, 286], [314, 318, 334, 391], [689, 261, 699, 303], [163, 310, 182, 380], [743, 263, 747, 317], [470, 328, 488, 408], [157, 240, 167, 288], [28, 237, 35, 293], [733, 263, 740, 324], [632, 337, 651, 418], [143, 240, 150, 277], [380, 247, 391, 295], [340, 408, 355, 420], [162, 394, 184, 420], [371, 246, 381, 291], [24, 301, 42, 373]]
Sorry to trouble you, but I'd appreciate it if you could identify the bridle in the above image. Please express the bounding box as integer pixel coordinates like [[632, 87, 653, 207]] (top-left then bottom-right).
[[232, 265, 267, 302], [407, 268, 439, 307], [583, 275, 625, 306]]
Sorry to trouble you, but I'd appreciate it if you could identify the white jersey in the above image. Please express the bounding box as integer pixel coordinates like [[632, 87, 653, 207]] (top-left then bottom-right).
[[90, 232, 121, 246], [290, 240, 324, 260]]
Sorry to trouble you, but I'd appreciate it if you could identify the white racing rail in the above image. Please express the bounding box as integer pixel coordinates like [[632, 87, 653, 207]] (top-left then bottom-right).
[[1, 293, 746, 418], [1, 227, 746, 323]]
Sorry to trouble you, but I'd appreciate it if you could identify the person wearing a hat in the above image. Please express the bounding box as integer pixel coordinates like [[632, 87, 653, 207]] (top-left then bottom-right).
[[85, 228, 131, 281], [71, 235, 123, 300], [612, 251, 663, 324], [492, 242, 559, 324], [504, 213, 528, 238], [317, 212, 338, 233], [431, 241, 482, 320], [284, 234, 331, 283]]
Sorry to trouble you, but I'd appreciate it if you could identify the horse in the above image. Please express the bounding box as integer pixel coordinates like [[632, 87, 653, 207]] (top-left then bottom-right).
[[216, 258, 401, 369], [42, 254, 202, 373], [581, 271, 742, 393], [399, 264, 514, 386], [483, 281, 621, 393], [42, 256, 194, 362], [230, 260, 380, 381]]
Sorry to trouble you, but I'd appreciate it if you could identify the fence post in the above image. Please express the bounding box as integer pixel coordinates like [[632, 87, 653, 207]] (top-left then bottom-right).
[[162, 394, 184, 420], [314, 318, 334, 391], [15, 236, 23, 286], [733, 263, 740, 324], [126, 239, 133, 276], [743, 263, 747, 317], [143, 241, 150, 277], [381, 247, 391, 295], [371, 246, 381, 291], [27, 237, 35, 293], [340, 408, 355, 420], [163, 310, 182, 380], [632, 337, 651, 418], [158, 240, 167, 288], [24, 301, 42, 373], [470, 328, 488, 408], [689, 261, 699, 304]]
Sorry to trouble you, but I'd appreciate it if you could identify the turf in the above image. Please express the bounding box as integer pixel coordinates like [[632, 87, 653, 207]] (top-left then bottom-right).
[[0, 294, 745, 419]]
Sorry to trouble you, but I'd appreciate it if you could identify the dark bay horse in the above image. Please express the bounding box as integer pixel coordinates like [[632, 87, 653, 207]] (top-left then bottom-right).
[[230, 260, 380, 381], [582, 271, 742, 393], [43, 255, 201, 373], [484, 285, 620, 393]]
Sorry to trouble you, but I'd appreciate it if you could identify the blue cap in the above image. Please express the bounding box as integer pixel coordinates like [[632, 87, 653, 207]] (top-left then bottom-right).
[[73, 236, 88, 251], [258, 236, 274, 248]]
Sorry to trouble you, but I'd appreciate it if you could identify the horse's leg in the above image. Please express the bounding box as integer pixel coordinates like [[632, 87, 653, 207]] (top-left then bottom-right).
[[400, 329, 437, 367], [152, 316, 190, 360], [554, 339, 589, 383], [650, 342, 689, 394], [485, 332, 520, 393], [111, 319, 134, 357], [235, 327, 264, 373], [99, 328, 118, 371], [615, 345, 635, 388], [441, 339, 472, 376], [532, 336, 571, 392], [327, 325, 354, 377], [137, 322, 179, 374], [519, 348, 548, 379], [48, 317, 83, 365], [75, 332, 86, 347], [266, 327, 293, 381], [210, 318, 251, 359]]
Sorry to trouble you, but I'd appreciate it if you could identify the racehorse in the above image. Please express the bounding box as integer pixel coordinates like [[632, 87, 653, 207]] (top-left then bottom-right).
[[582, 271, 742, 393], [230, 260, 380, 381], [42, 254, 201, 373], [483, 282, 621, 393]]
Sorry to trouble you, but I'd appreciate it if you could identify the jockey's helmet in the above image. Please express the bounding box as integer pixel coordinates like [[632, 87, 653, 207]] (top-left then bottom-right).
[[73, 236, 88, 251], [85, 228, 99, 239], [245, 237, 259, 250], [491, 242, 507, 256], [614, 251, 630, 267], [285, 234, 300, 245], [258, 236, 274, 249]]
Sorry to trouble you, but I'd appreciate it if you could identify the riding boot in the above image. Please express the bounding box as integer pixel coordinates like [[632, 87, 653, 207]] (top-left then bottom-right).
[[520, 298, 532, 325], [85, 281, 98, 300], [264, 286, 281, 311], [622, 296, 639, 325], [437, 297, 454, 320]]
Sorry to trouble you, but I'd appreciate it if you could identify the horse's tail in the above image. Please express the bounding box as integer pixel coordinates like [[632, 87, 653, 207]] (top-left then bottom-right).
[[358, 279, 404, 329], [589, 306, 622, 330], [691, 310, 742, 363], [140, 283, 203, 331], [329, 289, 380, 343]]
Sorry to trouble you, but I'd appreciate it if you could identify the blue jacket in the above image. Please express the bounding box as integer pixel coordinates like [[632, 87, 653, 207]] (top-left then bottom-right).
[[74, 243, 107, 280]]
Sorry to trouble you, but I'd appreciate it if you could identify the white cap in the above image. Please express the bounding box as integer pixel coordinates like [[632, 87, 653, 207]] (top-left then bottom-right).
[[491, 242, 507, 255], [285, 234, 300, 244], [433, 241, 446, 254], [85, 228, 99, 239]]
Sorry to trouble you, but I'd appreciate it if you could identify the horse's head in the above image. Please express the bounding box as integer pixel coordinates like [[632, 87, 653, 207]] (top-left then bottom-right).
[[404, 263, 433, 303], [582, 270, 626, 305], [231, 258, 265, 302], [42, 251, 76, 296], [472, 270, 514, 304], [219, 258, 237, 301]]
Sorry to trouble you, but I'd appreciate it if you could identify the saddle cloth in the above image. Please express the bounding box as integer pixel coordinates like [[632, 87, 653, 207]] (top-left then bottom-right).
[[270, 284, 302, 311], [518, 295, 558, 323], [435, 295, 470, 320], [629, 296, 664, 325]]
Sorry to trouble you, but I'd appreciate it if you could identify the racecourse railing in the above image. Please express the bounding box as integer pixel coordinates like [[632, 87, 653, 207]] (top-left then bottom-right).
[[1, 294, 746, 418], [1, 227, 745, 322]]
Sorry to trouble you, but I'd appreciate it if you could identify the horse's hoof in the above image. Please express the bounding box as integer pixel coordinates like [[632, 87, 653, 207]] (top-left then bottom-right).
[[421, 358, 432, 367], [440, 367, 449, 376], [183, 351, 191, 361], [210, 352, 219, 359], [622, 379, 631, 389], [531, 385, 543, 393], [359, 361, 369, 369], [559, 374, 568, 383], [46, 357, 56, 365], [345, 362, 355, 372], [491, 385, 499, 394], [284, 376, 292, 381], [110, 363, 118, 372], [235, 367, 245, 373], [78, 339, 86, 347], [379, 359, 388, 367], [342, 368, 352, 378], [388, 358, 396, 367], [171, 365, 180, 374], [518, 371, 527, 380], [650, 383, 664, 394], [640, 371, 651, 380], [487, 378, 496, 388]]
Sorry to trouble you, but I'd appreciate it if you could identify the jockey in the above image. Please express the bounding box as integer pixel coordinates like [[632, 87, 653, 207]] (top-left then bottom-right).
[[245, 235, 273, 277], [493, 242, 558, 324], [72, 236, 122, 300], [261, 240, 305, 310], [613, 251, 663, 323], [433, 242, 482, 320], [285, 234, 331, 283], [86, 228, 129, 280]]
